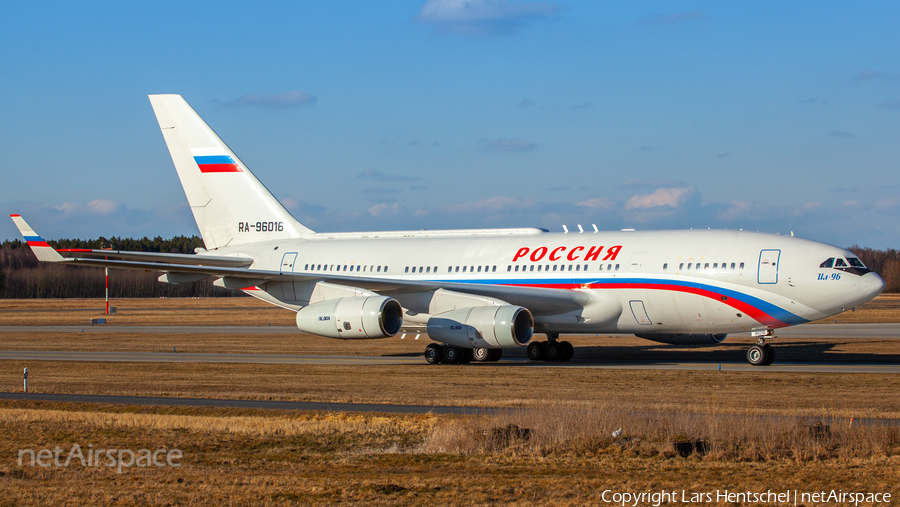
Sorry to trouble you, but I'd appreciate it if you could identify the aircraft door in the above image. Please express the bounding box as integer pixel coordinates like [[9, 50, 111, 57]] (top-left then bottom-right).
[[758, 249, 781, 284], [281, 252, 298, 272]]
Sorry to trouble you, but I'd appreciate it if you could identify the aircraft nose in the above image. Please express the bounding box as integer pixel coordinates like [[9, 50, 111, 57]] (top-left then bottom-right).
[[861, 272, 886, 300]]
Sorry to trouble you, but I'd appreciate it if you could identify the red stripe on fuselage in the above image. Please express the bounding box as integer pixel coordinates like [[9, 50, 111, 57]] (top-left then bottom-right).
[[501, 281, 789, 328]]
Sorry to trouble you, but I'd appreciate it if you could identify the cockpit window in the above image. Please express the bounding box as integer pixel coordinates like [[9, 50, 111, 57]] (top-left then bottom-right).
[[833, 257, 871, 276], [819, 258, 834, 268]]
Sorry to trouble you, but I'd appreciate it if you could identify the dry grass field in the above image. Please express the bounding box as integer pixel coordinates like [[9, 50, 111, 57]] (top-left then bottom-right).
[[0, 296, 898, 504], [0, 401, 897, 505]]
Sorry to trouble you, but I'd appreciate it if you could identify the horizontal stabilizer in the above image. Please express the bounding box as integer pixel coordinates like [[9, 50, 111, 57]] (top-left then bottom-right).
[[57, 248, 254, 268]]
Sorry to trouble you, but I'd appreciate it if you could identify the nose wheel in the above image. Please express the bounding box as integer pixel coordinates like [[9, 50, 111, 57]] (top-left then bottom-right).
[[746, 336, 776, 366]]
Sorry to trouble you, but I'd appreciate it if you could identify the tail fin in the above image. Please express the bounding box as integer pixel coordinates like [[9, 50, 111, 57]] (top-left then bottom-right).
[[9, 214, 65, 262], [148, 94, 313, 250]]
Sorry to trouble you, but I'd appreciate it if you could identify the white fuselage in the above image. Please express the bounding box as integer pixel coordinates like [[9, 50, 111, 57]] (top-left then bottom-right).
[[212, 228, 884, 336]]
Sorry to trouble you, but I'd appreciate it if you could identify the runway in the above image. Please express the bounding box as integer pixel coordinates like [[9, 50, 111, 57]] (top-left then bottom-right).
[[1, 349, 897, 373], [0, 322, 897, 337]]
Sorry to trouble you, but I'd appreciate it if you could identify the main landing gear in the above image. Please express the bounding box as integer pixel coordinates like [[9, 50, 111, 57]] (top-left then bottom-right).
[[527, 333, 574, 362], [746, 332, 776, 366], [424, 343, 502, 365]]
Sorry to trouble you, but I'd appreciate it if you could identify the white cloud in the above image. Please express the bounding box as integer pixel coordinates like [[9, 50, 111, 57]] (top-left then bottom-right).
[[441, 195, 536, 214], [368, 203, 402, 217], [414, 0, 565, 38], [87, 199, 120, 215], [54, 199, 121, 215], [624, 187, 698, 223], [576, 197, 617, 210]]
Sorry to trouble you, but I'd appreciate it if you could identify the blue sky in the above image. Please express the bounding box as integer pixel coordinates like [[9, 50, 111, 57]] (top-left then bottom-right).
[[2, 1, 899, 248]]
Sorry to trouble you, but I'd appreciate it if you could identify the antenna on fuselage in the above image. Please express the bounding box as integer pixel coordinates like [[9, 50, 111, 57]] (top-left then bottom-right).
[[562, 225, 569, 233], [592, 224, 598, 233], [577, 224, 584, 233]]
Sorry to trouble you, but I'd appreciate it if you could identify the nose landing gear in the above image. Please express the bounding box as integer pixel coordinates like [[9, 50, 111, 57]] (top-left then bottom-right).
[[747, 331, 776, 366]]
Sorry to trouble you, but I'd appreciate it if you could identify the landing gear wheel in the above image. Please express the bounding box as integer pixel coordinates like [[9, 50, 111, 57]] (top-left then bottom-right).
[[443, 345, 462, 364], [527, 341, 545, 361], [487, 349, 503, 362], [544, 342, 562, 361], [473, 347, 490, 362], [560, 341, 574, 362], [763, 344, 776, 366], [424, 343, 443, 364], [746, 344, 769, 366]]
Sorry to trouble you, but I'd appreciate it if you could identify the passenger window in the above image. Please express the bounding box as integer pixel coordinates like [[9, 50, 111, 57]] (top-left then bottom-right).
[[492, 266, 497, 272], [704, 263, 709, 269], [384, 266, 388, 273], [730, 262, 735, 269], [507, 266, 511, 272], [713, 263, 718, 269], [599, 264, 604, 271], [568, 265, 573, 271], [679, 263, 684, 270], [835, 258, 847, 267], [377, 266, 381, 273], [447, 267, 452, 273], [478, 266, 483, 272], [575, 265, 580, 272], [530, 265, 535, 272], [615, 264, 620, 271], [739, 262, 744, 269], [537, 265, 542, 272], [688, 263, 692, 269], [434, 267, 437, 272], [426, 266, 431, 273], [455, 266, 460, 272], [663, 263, 668, 270]]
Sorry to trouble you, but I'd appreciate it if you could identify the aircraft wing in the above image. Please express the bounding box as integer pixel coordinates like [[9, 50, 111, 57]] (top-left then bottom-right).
[[10, 215, 588, 314]]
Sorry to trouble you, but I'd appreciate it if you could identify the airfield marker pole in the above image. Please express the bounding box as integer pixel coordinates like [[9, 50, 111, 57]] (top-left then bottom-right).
[[105, 267, 109, 315], [23, 367, 27, 393]]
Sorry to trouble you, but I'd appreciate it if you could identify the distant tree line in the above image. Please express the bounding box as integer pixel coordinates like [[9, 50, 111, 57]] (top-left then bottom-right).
[[0, 236, 240, 298], [0, 236, 898, 298]]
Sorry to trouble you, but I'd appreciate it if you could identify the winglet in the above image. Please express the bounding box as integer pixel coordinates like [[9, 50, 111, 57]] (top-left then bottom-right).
[[9, 215, 65, 262]]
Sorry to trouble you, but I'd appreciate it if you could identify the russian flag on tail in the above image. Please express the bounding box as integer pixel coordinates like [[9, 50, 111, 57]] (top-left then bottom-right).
[[190, 148, 243, 173]]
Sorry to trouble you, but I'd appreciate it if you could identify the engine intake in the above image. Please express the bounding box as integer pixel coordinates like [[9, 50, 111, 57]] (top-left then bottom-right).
[[427, 305, 533, 349], [296, 296, 403, 339], [636, 333, 727, 345]]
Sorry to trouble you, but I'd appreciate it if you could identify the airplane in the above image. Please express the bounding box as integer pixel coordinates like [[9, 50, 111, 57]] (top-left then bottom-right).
[[10, 94, 886, 366]]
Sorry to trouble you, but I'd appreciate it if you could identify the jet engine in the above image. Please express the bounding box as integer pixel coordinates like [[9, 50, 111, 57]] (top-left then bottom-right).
[[427, 305, 533, 349], [636, 333, 727, 345], [296, 296, 403, 339]]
